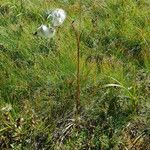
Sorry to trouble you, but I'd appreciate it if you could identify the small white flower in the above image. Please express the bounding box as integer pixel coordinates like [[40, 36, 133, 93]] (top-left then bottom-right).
[[36, 25, 56, 38], [47, 8, 66, 27]]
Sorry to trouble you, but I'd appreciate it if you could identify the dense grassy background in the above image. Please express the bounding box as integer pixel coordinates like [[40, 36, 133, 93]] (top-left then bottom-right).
[[0, 0, 150, 149]]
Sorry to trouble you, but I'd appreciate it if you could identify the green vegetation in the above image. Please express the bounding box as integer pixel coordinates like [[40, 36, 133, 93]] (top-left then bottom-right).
[[0, 0, 150, 149]]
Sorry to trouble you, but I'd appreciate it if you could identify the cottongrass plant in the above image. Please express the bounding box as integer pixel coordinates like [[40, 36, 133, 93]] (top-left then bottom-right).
[[35, 8, 66, 38], [1, 0, 149, 149], [34, 25, 56, 38], [47, 8, 66, 27]]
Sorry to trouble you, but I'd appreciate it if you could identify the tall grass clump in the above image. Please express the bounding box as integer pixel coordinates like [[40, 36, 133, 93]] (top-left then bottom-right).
[[0, 0, 150, 149]]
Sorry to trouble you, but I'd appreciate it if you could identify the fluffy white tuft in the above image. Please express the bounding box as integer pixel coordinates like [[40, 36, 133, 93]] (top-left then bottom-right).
[[47, 8, 66, 27], [36, 25, 56, 38]]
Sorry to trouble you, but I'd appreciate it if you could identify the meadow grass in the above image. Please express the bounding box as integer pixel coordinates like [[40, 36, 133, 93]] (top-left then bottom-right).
[[0, 0, 150, 149]]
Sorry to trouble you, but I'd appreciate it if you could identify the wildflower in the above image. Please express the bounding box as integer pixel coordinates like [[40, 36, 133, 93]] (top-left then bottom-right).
[[34, 25, 56, 38], [47, 8, 66, 27]]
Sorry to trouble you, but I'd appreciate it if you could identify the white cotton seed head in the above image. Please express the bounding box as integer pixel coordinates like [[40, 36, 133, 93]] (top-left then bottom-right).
[[36, 25, 56, 38], [47, 8, 66, 27]]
